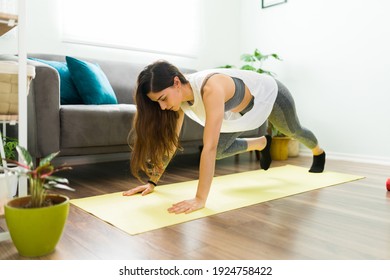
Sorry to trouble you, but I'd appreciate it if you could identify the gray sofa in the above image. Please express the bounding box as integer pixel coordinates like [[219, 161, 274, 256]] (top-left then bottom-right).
[[2, 54, 265, 162]]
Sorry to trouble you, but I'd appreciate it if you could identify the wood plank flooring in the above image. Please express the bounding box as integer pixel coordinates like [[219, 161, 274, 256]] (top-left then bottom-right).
[[1, 152, 390, 260]]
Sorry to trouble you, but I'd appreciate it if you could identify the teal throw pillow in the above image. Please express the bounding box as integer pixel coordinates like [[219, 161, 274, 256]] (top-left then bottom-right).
[[28, 58, 83, 104], [65, 56, 118, 105]]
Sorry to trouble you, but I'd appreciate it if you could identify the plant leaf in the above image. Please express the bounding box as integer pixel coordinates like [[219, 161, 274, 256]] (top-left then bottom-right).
[[254, 49, 266, 61], [271, 53, 282, 60], [45, 182, 75, 191], [218, 64, 235, 69], [36, 163, 53, 175], [16, 146, 33, 169], [256, 68, 276, 76], [2, 158, 30, 170], [39, 151, 60, 167], [240, 65, 256, 71], [46, 176, 69, 185], [240, 53, 255, 62]]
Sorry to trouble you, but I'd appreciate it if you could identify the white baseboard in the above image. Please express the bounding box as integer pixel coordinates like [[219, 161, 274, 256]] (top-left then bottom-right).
[[299, 148, 390, 166]]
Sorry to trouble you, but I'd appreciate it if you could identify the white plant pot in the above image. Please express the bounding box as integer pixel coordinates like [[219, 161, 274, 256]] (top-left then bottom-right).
[[0, 163, 19, 199], [0, 173, 18, 197], [0, 172, 18, 215], [288, 139, 300, 157]]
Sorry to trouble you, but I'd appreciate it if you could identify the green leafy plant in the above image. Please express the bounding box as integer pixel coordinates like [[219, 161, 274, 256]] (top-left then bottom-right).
[[3, 136, 18, 160], [270, 125, 286, 137], [3, 146, 74, 208], [220, 48, 282, 76]]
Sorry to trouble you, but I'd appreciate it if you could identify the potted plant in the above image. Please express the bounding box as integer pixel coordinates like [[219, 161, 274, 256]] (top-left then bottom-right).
[[1, 136, 19, 197], [220, 48, 281, 76], [3, 136, 18, 161], [268, 121, 301, 160], [268, 124, 290, 160], [2, 146, 74, 257]]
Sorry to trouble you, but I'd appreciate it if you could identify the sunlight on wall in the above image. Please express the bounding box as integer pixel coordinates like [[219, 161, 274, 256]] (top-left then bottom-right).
[[60, 0, 200, 58], [0, 0, 17, 14]]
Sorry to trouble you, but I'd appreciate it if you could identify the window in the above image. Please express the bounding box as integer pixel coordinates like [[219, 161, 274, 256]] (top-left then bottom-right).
[[60, 0, 201, 58]]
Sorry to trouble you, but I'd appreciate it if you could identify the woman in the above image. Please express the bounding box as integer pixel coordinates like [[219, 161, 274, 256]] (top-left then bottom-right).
[[123, 60, 325, 214]]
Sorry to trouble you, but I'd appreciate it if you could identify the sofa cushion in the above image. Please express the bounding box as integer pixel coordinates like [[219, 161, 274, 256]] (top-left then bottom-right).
[[66, 56, 118, 105], [60, 104, 136, 148], [28, 58, 83, 104]]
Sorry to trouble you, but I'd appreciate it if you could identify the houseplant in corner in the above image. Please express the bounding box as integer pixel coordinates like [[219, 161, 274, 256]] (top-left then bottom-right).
[[2, 146, 74, 257], [268, 124, 290, 161], [220, 48, 281, 76]]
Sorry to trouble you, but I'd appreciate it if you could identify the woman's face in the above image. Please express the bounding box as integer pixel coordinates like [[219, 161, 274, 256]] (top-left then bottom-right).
[[147, 77, 182, 111]]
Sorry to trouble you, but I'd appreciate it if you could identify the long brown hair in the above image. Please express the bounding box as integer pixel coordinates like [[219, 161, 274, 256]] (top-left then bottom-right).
[[129, 60, 188, 182]]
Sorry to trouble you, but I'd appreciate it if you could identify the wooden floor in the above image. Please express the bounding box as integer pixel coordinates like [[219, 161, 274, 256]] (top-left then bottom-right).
[[1, 152, 390, 260]]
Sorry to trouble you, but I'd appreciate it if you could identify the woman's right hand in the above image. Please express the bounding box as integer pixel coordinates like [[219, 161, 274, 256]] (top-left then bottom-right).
[[122, 183, 155, 196]]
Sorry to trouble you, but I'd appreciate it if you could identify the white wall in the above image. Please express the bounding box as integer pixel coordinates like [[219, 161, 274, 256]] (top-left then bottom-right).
[[2, 0, 389, 164], [0, 0, 241, 70], [241, 0, 390, 164]]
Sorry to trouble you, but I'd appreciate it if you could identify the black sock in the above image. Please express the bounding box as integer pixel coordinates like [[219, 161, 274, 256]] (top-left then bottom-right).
[[260, 135, 272, 170], [309, 151, 326, 173]]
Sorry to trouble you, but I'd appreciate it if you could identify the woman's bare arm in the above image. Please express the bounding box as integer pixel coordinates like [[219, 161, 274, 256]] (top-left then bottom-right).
[[168, 76, 227, 214]]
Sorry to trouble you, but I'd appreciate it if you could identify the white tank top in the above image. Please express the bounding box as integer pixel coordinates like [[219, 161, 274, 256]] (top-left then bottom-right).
[[181, 68, 278, 133]]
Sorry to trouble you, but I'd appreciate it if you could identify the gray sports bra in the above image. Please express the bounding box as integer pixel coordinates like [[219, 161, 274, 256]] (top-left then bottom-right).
[[228, 77, 254, 115], [225, 77, 245, 111], [202, 74, 254, 115]]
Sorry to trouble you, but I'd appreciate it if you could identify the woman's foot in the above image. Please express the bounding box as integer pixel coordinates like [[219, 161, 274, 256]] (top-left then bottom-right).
[[260, 135, 272, 170], [309, 151, 326, 173]]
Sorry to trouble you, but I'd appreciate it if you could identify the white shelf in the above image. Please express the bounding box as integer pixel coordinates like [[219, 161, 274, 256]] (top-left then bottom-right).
[[0, 0, 27, 243], [0, 12, 18, 36]]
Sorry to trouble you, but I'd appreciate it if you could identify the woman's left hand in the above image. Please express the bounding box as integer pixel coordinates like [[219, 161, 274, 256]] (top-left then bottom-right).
[[168, 197, 205, 214]]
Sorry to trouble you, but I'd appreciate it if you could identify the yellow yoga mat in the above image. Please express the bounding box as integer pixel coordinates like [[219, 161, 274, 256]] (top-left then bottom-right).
[[70, 165, 364, 235]]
